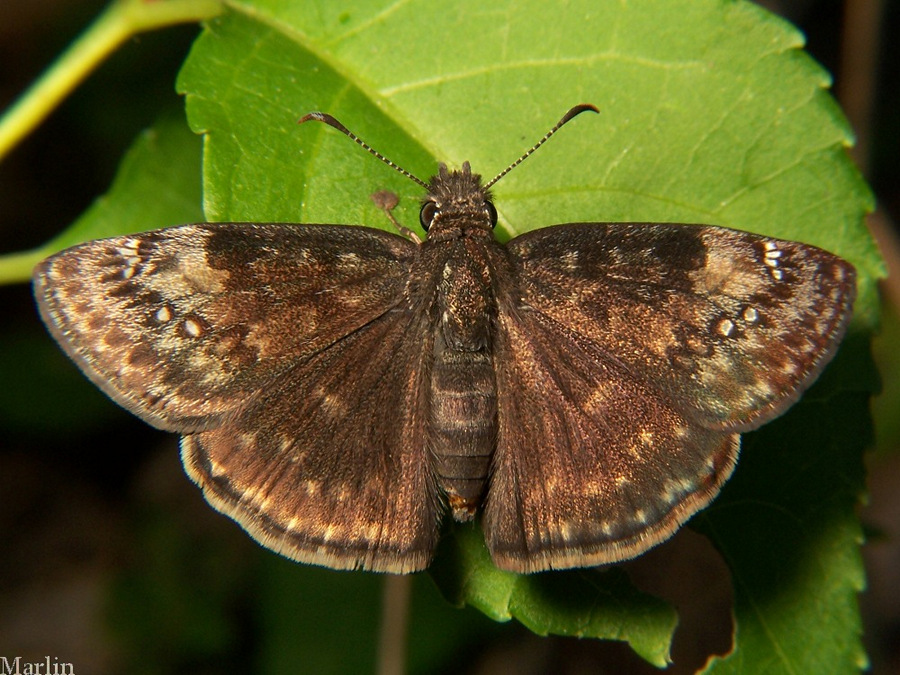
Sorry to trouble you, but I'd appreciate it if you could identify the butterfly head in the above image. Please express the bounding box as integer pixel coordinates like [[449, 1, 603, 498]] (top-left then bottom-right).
[[420, 162, 498, 238], [299, 104, 598, 241]]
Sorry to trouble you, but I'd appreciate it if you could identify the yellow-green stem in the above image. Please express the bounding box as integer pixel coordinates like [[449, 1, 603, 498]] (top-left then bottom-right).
[[0, 0, 222, 163]]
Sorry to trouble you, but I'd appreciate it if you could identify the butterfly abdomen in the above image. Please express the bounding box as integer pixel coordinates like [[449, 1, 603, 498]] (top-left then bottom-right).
[[427, 244, 498, 522], [429, 340, 497, 522]]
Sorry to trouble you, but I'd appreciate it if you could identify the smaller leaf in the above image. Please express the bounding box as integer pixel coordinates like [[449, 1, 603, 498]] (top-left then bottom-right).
[[40, 110, 203, 257], [431, 525, 678, 667]]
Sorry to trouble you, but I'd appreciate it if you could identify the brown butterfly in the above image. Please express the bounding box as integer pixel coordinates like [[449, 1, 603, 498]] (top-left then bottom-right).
[[33, 105, 855, 573]]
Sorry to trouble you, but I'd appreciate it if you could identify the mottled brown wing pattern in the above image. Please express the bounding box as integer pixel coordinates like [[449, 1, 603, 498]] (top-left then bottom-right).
[[485, 298, 740, 573], [33, 152, 857, 576], [181, 304, 440, 573], [483, 221, 855, 573], [35, 222, 439, 572], [507, 223, 856, 432], [34, 223, 416, 432]]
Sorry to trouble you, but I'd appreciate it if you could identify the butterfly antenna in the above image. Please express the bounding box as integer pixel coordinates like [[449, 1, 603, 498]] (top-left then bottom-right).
[[299, 112, 430, 189], [483, 103, 599, 189]]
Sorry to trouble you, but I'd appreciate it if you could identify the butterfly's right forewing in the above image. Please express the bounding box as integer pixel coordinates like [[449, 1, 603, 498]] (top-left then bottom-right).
[[36, 222, 443, 572], [34, 223, 417, 432]]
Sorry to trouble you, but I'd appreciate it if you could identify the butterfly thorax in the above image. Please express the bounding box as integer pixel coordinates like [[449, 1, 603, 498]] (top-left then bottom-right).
[[419, 164, 502, 522]]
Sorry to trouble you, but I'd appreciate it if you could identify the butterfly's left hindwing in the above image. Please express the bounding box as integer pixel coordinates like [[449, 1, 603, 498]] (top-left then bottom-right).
[[483, 221, 855, 573], [34, 223, 417, 432]]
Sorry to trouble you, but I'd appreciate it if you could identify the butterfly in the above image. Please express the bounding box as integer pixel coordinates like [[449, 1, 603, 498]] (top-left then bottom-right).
[[33, 105, 856, 573]]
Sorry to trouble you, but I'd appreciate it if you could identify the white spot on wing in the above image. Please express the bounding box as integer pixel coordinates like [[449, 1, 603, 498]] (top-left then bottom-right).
[[183, 317, 203, 337], [832, 264, 847, 282], [761, 242, 785, 281], [122, 260, 139, 279], [715, 318, 735, 337]]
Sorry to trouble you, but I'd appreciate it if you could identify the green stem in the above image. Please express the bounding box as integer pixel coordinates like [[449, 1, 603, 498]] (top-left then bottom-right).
[[0, 249, 45, 285], [377, 575, 411, 675], [0, 0, 222, 163]]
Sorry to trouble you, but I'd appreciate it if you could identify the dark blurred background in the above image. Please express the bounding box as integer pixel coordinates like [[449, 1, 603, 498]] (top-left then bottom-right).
[[0, 1, 897, 673]]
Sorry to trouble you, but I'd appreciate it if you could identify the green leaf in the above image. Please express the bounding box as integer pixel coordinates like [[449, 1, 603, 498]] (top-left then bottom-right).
[[431, 525, 678, 667], [172, 0, 878, 666], [18, 0, 881, 669], [696, 335, 874, 673], [0, 109, 203, 282], [37, 109, 203, 258]]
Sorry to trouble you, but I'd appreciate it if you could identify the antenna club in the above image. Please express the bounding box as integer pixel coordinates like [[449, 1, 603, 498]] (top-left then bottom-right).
[[298, 112, 354, 137], [298, 111, 429, 189], [562, 103, 600, 123], [483, 103, 599, 189]]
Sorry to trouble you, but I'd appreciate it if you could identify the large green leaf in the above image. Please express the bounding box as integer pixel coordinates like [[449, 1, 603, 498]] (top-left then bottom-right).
[[20, 0, 881, 670], [172, 1, 878, 667]]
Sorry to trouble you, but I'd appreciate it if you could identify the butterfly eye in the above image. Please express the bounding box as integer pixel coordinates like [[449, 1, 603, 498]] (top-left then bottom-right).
[[484, 201, 498, 228], [420, 200, 438, 231]]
